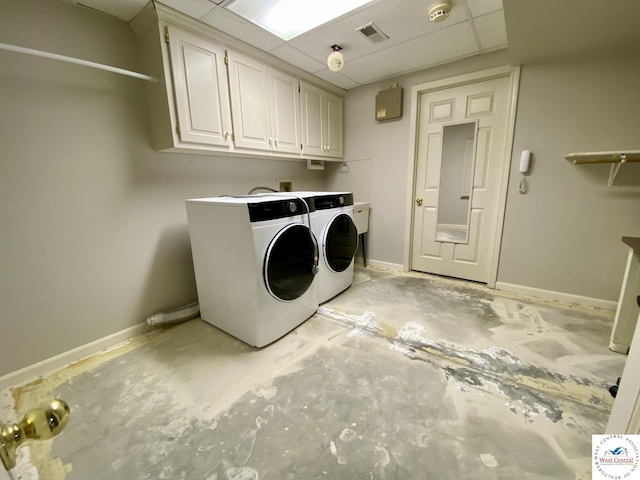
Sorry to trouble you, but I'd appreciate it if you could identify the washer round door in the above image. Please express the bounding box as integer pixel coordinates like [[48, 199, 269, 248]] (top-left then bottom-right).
[[324, 213, 358, 273], [264, 224, 316, 301]]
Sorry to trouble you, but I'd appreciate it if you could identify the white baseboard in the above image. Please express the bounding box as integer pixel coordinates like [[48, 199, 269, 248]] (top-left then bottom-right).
[[495, 282, 618, 311], [360, 259, 404, 272], [0, 322, 150, 391]]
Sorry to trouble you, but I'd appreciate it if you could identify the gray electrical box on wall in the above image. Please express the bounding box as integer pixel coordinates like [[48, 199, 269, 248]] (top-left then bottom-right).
[[376, 84, 403, 121]]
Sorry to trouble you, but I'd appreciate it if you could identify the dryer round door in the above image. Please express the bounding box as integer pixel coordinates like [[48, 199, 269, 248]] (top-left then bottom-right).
[[264, 224, 316, 301], [324, 213, 358, 273]]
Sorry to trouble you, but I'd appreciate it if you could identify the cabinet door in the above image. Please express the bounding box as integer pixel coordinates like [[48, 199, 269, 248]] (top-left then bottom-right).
[[227, 51, 272, 151], [325, 92, 344, 158], [300, 81, 325, 157], [167, 26, 232, 147], [268, 69, 301, 155]]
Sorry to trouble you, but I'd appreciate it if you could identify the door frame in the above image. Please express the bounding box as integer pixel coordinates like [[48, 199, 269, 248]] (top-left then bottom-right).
[[403, 65, 521, 288]]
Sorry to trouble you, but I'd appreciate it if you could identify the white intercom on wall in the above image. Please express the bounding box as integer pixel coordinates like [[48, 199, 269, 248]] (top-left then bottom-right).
[[518, 150, 531, 194], [520, 150, 531, 173]]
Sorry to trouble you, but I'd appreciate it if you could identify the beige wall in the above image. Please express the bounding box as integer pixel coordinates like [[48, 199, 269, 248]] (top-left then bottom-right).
[[0, 0, 325, 376], [333, 47, 640, 301], [499, 49, 640, 300]]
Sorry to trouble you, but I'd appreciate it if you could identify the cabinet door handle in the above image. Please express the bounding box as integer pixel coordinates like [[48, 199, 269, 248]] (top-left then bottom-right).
[[268, 138, 272, 145], [274, 138, 278, 146], [224, 131, 230, 139]]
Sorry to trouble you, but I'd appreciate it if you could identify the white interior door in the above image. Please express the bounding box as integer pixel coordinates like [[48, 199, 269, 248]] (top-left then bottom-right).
[[411, 76, 510, 283]]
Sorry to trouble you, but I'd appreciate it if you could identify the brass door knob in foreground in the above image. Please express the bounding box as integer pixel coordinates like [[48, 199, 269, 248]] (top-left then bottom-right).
[[416, 197, 423, 206], [0, 399, 70, 470]]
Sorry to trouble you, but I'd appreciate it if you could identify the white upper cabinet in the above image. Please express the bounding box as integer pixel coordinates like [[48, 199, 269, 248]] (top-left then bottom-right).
[[268, 69, 302, 155], [300, 81, 343, 158], [167, 26, 233, 148], [130, 3, 342, 161], [300, 83, 324, 157], [228, 51, 301, 155], [227, 51, 271, 151], [325, 93, 344, 158]]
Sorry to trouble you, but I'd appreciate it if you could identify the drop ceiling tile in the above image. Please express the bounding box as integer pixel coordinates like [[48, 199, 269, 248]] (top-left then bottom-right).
[[78, 0, 147, 21], [312, 69, 360, 90], [341, 22, 479, 84], [288, 0, 468, 67], [473, 10, 508, 51], [268, 45, 327, 74], [200, 7, 285, 51], [465, 0, 503, 17], [156, 0, 216, 19]]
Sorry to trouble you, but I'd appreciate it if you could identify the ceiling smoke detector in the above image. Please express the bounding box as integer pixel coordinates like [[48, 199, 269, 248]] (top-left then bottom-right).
[[428, 1, 452, 22]]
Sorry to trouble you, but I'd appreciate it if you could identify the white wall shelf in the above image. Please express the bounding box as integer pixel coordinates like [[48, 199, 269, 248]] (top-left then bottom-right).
[[565, 150, 640, 186]]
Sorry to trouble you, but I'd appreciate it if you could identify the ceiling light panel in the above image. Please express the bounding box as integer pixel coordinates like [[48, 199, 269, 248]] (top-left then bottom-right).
[[225, 0, 377, 41]]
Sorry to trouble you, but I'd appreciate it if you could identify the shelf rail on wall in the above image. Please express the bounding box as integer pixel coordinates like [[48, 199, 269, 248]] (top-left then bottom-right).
[[0, 42, 159, 84], [565, 150, 640, 187]]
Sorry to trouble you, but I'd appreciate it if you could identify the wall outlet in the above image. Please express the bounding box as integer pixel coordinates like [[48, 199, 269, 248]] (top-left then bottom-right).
[[278, 179, 293, 192]]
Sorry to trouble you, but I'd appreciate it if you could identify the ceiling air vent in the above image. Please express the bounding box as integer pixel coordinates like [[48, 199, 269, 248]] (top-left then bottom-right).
[[356, 22, 389, 44]]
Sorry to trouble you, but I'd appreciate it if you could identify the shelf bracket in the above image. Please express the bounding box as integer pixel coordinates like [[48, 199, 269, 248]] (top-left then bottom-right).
[[607, 155, 627, 187]]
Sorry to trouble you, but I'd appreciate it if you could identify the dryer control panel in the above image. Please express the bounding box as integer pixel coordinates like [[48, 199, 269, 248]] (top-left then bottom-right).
[[314, 193, 354, 210]]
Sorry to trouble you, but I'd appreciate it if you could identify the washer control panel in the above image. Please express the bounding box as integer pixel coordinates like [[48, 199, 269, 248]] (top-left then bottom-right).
[[248, 198, 315, 222]]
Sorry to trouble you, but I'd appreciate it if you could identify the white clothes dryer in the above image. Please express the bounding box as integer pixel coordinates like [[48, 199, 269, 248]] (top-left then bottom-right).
[[275, 191, 358, 303], [314, 192, 358, 302], [186, 194, 318, 347]]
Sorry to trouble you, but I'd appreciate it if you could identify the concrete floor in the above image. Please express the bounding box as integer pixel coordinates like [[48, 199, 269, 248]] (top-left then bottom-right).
[[1, 267, 626, 479]]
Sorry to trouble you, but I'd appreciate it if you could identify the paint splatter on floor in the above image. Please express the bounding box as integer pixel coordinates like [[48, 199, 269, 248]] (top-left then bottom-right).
[[1, 267, 625, 479]]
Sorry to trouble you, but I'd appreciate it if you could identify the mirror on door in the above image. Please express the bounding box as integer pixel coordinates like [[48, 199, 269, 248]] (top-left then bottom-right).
[[435, 121, 477, 244]]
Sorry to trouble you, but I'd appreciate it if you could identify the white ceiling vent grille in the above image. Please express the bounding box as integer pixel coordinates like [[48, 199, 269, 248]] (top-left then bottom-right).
[[356, 22, 389, 44]]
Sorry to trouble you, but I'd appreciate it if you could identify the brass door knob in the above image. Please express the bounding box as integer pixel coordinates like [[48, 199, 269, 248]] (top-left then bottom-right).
[[1, 399, 70, 470], [416, 197, 423, 206]]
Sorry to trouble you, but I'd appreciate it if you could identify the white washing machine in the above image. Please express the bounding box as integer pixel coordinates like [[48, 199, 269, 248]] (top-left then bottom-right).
[[275, 191, 358, 303], [186, 194, 318, 347]]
